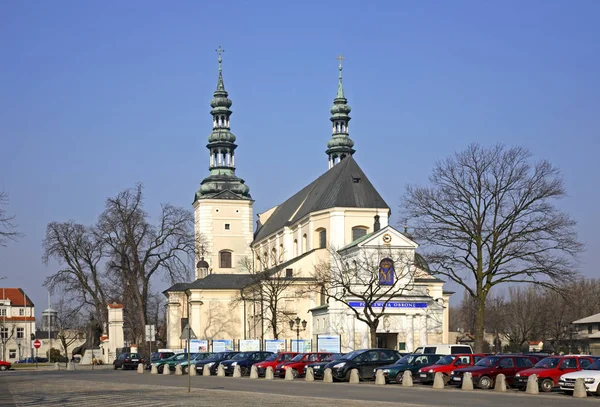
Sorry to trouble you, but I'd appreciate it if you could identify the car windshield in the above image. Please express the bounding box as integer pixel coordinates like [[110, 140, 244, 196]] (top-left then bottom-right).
[[585, 362, 600, 371], [264, 354, 279, 361], [324, 353, 343, 362], [174, 354, 188, 360], [475, 357, 500, 367], [232, 352, 251, 360], [395, 355, 415, 365], [436, 355, 456, 366], [534, 357, 562, 369], [291, 354, 305, 362], [340, 350, 365, 360]]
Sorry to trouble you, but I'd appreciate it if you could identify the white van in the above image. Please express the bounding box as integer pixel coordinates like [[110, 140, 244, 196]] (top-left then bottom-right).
[[413, 344, 473, 355]]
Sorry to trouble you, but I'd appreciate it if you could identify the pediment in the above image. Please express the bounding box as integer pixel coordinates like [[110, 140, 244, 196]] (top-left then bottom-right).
[[356, 226, 418, 250], [210, 190, 245, 200]]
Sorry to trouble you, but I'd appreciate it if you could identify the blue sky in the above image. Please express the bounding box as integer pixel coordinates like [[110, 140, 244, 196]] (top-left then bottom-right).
[[1, 1, 599, 313]]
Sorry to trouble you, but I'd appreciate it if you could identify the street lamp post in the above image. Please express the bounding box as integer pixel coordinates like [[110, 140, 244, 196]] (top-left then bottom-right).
[[288, 317, 307, 352]]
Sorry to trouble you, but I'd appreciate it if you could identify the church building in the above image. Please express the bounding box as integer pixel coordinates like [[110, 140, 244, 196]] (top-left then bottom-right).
[[164, 51, 451, 352]]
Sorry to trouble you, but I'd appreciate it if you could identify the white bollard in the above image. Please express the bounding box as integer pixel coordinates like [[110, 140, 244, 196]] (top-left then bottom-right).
[[233, 365, 242, 378], [461, 372, 473, 390], [402, 370, 413, 387], [175, 364, 183, 376], [573, 378, 587, 398], [494, 374, 506, 392], [162, 365, 170, 375], [250, 365, 259, 379], [265, 366, 274, 380], [285, 367, 294, 381], [189, 365, 196, 376], [217, 364, 225, 377], [323, 368, 333, 383], [202, 365, 211, 376], [54, 362, 60, 371], [433, 372, 445, 389], [150, 364, 158, 374], [67, 362, 76, 371], [305, 367, 314, 382], [375, 369, 386, 385], [525, 374, 538, 395]]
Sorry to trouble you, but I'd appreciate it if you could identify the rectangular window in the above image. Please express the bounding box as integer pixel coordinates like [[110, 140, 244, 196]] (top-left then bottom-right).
[[16, 328, 24, 339], [19, 308, 24, 316], [9, 349, 16, 359], [319, 229, 326, 249], [0, 309, 6, 317], [285, 268, 293, 278], [220, 251, 232, 268], [398, 342, 406, 351], [589, 326, 593, 334], [0, 328, 7, 339], [352, 228, 367, 242], [224, 223, 230, 230]]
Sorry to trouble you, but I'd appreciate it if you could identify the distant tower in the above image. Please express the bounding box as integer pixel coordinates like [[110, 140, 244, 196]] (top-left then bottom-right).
[[42, 307, 57, 332], [193, 47, 254, 276], [326, 54, 355, 169]]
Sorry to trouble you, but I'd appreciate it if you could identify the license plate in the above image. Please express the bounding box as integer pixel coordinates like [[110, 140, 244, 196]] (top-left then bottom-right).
[[420, 374, 427, 378], [132, 359, 139, 362], [452, 377, 462, 381], [563, 383, 574, 388]]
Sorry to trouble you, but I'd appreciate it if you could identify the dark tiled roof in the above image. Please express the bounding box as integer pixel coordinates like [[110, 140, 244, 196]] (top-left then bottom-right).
[[253, 156, 389, 242]]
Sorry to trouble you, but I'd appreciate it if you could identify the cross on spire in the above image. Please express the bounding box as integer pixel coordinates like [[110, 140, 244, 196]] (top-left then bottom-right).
[[336, 54, 344, 79], [216, 46, 225, 71]]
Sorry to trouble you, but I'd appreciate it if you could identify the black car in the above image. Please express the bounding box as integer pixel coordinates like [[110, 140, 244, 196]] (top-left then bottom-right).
[[113, 352, 143, 370], [145, 351, 175, 370], [306, 353, 344, 379], [220, 352, 273, 376], [195, 352, 238, 375], [323, 349, 402, 381]]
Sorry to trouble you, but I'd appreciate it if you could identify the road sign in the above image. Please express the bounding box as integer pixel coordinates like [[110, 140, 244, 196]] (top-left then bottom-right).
[[145, 325, 156, 342], [180, 324, 197, 340], [33, 339, 42, 349]]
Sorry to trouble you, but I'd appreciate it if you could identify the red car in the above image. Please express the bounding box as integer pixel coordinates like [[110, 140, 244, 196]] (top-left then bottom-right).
[[513, 355, 595, 392], [449, 355, 541, 389], [252, 352, 299, 377], [417, 354, 488, 384], [275, 352, 332, 378], [0, 360, 11, 371]]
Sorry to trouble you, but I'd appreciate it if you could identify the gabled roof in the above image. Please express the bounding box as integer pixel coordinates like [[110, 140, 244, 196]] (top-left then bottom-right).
[[0, 288, 34, 307], [253, 156, 389, 242], [573, 312, 600, 325]]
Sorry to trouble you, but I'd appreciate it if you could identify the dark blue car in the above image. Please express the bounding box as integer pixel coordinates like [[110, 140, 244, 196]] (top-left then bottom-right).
[[219, 351, 273, 376], [195, 352, 238, 375]]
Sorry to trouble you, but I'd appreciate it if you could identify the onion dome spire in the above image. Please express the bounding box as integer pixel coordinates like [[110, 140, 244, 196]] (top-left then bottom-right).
[[194, 47, 251, 202], [326, 54, 355, 169]]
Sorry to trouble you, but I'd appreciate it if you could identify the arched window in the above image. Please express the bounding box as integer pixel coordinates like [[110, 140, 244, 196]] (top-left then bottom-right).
[[316, 228, 327, 249], [352, 226, 368, 242], [279, 244, 284, 262], [271, 247, 277, 265], [302, 234, 307, 253], [219, 250, 232, 268], [293, 239, 298, 257], [263, 251, 269, 268]]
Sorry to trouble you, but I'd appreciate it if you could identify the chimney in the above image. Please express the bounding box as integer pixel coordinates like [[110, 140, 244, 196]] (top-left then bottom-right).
[[374, 215, 380, 232]]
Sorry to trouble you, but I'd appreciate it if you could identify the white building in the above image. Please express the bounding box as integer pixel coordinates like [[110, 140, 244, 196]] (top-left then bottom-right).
[[0, 288, 35, 362]]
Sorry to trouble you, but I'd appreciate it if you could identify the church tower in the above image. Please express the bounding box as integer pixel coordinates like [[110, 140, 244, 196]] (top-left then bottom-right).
[[326, 55, 355, 169], [193, 47, 254, 278]]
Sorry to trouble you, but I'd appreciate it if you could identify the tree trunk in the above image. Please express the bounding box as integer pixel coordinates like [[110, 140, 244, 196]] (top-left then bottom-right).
[[473, 294, 486, 353], [369, 322, 378, 348]]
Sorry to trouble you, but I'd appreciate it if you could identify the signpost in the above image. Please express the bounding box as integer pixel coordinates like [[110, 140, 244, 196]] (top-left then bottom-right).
[[180, 324, 196, 394], [145, 324, 156, 363], [33, 339, 42, 369]]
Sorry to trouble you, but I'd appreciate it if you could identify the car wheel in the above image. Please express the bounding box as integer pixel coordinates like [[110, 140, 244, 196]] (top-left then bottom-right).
[[0, 365, 7, 371], [478, 376, 493, 390], [540, 378, 554, 393], [291, 369, 299, 379], [182, 366, 188, 374], [113, 364, 118, 370], [344, 370, 352, 382], [158, 365, 163, 374], [395, 372, 403, 384], [442, 373, 449, 385], [596, 382, 600, 397], [241, 366, 249, 376]]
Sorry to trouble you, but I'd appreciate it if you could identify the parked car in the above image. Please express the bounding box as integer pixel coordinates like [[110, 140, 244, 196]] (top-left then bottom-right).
[[113, 352, 144, 370], [416, 354, 488, 384], [180, 352, 214, 374], [413, 344, 473, 355], [145, 351, 175, 370], [152, 353, 192, 373], [559, 359, 600, 395], [253, 352, 299, 376], [306, 353, 344, 379], [323, 349, 402, 381], [274, 352, 331, 378], [0, 360, 11, 371], [374, 354, 443, 384], [449, 355, 540, 389], [220, 352, 273, 376], [514, 355, 595, 392], [195, 352, 238, 375]]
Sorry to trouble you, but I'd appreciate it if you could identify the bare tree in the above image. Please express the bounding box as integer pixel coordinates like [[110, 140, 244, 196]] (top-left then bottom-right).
[[312, 245, 417, 348], [43, 222, 108, 328], [501, 286, 544, 351], [0, 191, 20, 247], [54, 298, 85, 366], [237, 250, 300, 340], [401, 143, 583, 352], [96, 184, 195, 350]]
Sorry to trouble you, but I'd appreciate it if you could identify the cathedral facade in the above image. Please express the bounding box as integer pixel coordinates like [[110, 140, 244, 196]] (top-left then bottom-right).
[[164, 52, 450, 352]]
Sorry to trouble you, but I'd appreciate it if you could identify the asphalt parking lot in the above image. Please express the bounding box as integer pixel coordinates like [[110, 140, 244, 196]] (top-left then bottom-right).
[[1, 367, 599, 407]]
